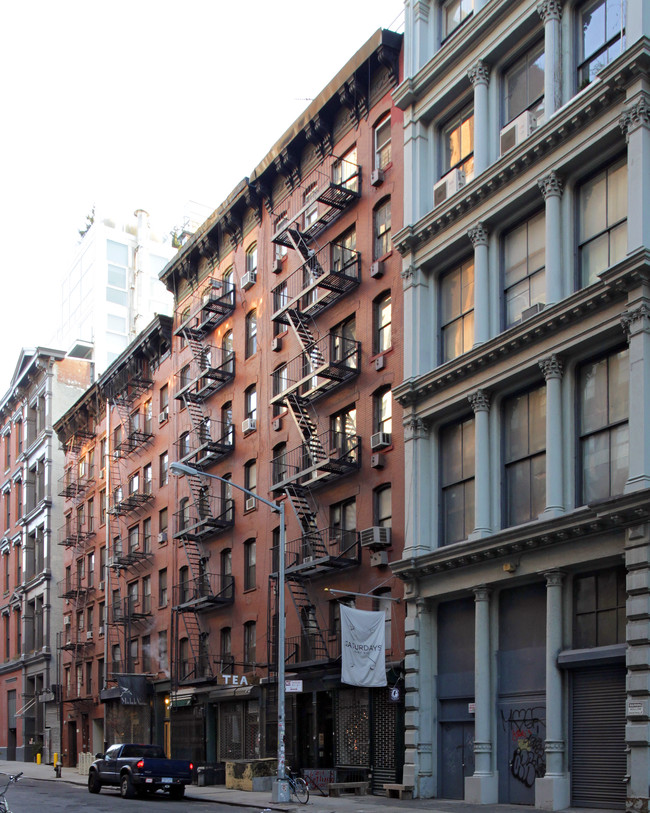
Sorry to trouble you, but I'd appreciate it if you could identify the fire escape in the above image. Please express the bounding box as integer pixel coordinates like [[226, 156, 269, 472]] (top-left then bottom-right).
[[172, 277, 236, 690], [267, 155, 363, 670], [103, 357, 156, 681], [59, 564, 95, 709]]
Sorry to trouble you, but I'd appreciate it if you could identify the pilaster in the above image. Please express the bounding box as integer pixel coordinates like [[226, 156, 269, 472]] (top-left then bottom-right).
[[468, 61, 490, 176], [537, 171, 564, 306], [539, 355, 564, 517], [468, 390, 491, 539], [620, 92, 650, 254], [622, 303, 650, 493], [403, 415, 435, 557], [536, 1, 562, 116], [468, 223, 489, 346]]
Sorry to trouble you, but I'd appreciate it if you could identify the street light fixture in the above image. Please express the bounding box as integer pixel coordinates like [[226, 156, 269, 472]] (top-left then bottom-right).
[[169, 461, 290, 802]]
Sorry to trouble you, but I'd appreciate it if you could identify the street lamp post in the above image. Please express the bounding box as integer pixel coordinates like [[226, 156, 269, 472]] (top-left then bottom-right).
[[169, 462, 289, 802]]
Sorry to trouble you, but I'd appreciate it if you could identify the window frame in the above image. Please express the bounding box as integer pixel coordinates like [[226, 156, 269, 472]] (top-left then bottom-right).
[[245, 310, 257, 358], [440, 415, 475, 545], [502, 209, 546, 328], [244, 539, 256, 591], [374, 115, 392, 170], [577, 0, 627, 89], [441, 104, 475, 181], [373, 198, 392, 260], [374, 292, 392, 354]]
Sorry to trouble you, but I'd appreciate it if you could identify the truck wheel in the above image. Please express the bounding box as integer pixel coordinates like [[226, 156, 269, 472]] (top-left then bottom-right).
[[87, 771, 102, 794], [169, 785, 185, 800], [120, 773, 136, 799]]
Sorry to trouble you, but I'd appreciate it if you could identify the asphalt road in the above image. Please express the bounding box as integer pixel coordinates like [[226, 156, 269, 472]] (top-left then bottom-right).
[[2, 777, 263, 812]]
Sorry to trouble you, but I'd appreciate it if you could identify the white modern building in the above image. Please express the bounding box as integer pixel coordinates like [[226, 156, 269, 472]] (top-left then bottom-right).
[[393, 0, 649, 810], [56, 209, 176, 376]]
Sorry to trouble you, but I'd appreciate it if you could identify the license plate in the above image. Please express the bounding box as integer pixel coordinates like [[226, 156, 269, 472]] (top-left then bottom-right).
[[162, 777, 173, 783], [146, 778, 153, 783]]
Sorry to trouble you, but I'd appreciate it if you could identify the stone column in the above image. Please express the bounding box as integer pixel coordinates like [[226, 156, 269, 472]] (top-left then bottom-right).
[[537, 172, 564, 306], [467, 60, 490, 177], [539, 355, 564, 517], [535, 570, 570, 810], [403, 597, 436, 798], [622, 304, 650, 492], [620, 93, 650, 254], [468, 223, 489, 346], [536, 1, 562, 117], [466, 586, 498, 803], [468, 390, 491, 539], [403, 415, 434, 556], [402, 263, 433, 379]]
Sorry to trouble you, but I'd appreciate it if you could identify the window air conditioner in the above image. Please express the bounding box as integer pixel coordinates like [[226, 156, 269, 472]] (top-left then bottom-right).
[[500, 110, 534, 155], [242, 418, 256, 435], [370, 168, 384, 187], [370, 453, 386, 469], [272, 336, 282, 352], [244, 496, 256, 512], [112, 450, 120, 462], [521, 302, 545, 321], [370, 431, 392, 450], [272, 417, 282, 432], [272, 258, 283, 274], [370, 261, 384, 279], [86, 630, 92, 640], [63, 616, 71, 626], [241, 271, 257, 291], [370, 550, 389, 567], [374, 355, 386, 371], [98, 625, 104, 636], [99, 467, 105, 480], [158, 531, 167, 543], [99, 580, 105, 591], [359, 526, 392, 549], [433, 168, 466, 208], [158, 409, 169, 424]]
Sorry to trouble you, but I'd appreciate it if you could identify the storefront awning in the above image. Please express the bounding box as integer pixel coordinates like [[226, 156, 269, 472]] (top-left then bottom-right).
[[208, 684, 260, 702]]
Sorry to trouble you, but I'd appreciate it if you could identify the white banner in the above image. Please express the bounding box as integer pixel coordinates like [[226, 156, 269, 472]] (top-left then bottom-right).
[[340, 604, 386, 687]]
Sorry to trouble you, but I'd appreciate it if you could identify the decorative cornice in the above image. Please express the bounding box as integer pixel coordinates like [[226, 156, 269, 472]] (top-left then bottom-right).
[[621, 303, 650, 339], [536, 0, 563, 24], [619, 94, 650, 141], [467, 59, 490, 88], [377, 43, 401, 87], [274, 148, 301, 192], [538, 170, 564, 200], [222, 210, 243, 248], [304, 114, 332, 160], [467, 222, 489, 247], [244, 183, 263, 226], [413, 0, 430, 22], [468, 389, 490, 413], [539, 354, 564, 380], [338, 77, 368, 124], [404, 415, 428, 441], [253, 179, 274, 215]]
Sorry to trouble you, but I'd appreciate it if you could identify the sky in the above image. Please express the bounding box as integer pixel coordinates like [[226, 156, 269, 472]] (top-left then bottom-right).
[[0, 0, 404, 390]]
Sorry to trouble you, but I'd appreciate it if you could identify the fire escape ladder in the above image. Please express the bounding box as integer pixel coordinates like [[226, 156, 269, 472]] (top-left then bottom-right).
[[285, 393, 328, 464], [286, 309, 324, 359], [179, 535, 206, 585], [286, 229, 324, 274], [286, 577, 329, 661], [175, 608, 205, 686], [185, 471, 216, 529], [285, 484, 320, 537]]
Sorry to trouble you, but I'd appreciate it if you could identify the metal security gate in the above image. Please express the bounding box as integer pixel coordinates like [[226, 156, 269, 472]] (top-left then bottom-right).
[[571, 664, 626, 809], [370, 687, 402, 794]]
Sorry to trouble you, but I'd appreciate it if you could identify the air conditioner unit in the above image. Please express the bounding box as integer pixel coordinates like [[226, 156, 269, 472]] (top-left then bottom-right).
[[521, 302, 545, 321], [303, 555, 314, 564], [370, 168, 384, 187], [370, 453, 386, 469], [99, 467, 105, 480], [272, 417, 282, 432], [241, 271, 257, 290], [158, 409, 169, 424], [272, 258, 283, 274], [433, 168, 466, 208], [112, 450, 120, 462], [98, 625, 104, 636], [158, 531, 167, 543], [64, 616, 70, 626], [370, 432, 392, 450], [370, 261, 384, 279], [99, 580, 105, 591], [370, 550, 389, 567], [500, 110, 534, 155], [374, 355, 386, 371], [245, 496, 256, 512], [272, 336, 282, 352], [360, 526, 392, 549], [86, 631, 92, 640], [242, 418, 256, 435]]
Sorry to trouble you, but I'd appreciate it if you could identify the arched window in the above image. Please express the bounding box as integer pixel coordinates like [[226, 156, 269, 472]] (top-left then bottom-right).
[[245, 310, 257, 358], [374, 115, 391, 170], [374, 387, 392, 435], [373, 198, 391, 259], [246, 243, 258, 274], [374, 292, 392, 353]]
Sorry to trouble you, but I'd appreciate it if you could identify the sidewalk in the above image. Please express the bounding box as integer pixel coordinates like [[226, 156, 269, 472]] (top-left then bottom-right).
[[0, 759, 614, 813]]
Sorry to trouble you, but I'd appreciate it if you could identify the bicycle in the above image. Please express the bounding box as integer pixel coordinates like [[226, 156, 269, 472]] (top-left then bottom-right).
[[286, 767, 309, 804], [0, 772, 23, 813]]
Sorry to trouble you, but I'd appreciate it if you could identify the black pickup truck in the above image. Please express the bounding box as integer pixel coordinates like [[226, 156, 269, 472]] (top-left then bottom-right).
[[87, 743, 194, 799]]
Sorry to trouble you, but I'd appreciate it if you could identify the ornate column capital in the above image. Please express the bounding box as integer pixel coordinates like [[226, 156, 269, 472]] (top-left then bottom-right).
[[473, 584, 491, 602], [544, 569, 565, 588], [467, 59, 490, 88], [536, 0, 563, 23], [468, 389, 490, 413], [539, 354, 564, 380], [416, 597, 431, 615], [404, 415, 428, 441], [621, 304, 650, 340], [537, 170, 564, 200], [467, 222, 489, 247], [619, 95, 650, 142], [413, 0, 430, 21]]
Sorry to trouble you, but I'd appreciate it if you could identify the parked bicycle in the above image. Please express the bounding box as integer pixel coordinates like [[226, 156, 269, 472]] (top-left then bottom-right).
[[286, 767, 309, 804], [0, 772, 23, 813]]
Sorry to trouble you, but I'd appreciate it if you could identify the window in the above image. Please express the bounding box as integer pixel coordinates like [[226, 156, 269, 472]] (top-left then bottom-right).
[[331, 497, 356, 551], [221, 549, 232, 594], [332, 227, 357, 274], [374, 485, 392, 528], [143, 517, 151, 553], [578, 0, 626, 88], [442, 0, 473, 38], [374, 293, 392, 353], [441, 416, 475, 545], [100, 489, 106, 525], [504, 42, 545, 125], [373, 198, 391, 259], [129, 471, 140, 495], [179, 497, 190, 531], [178, 565, 189, 604], [142, 634, 151, 672], [245, 310, 257, 358], [574, 567, 625, 647], [272, 365, 288, 417], [159, 451, 168, 486], [332, 316, 357, 367], [245, 386, 257, 422], [441, 259, 474, 361], [442, 105, 474, 180], [159, 507, 168, 541], [245, 243, 258, 275], [222, 474, 234, 521], [504, 211, 545, 326], [159, 384, 169, 417], [331, 405, 357, 460], [223, 266, 234, 305], [128, 524, 139, 553], [333, 146, 359, 193], [222, 402, 233, 444], [579, 158, 627, 287], [179, 431, 190, 459], [244, 540, 256, 590], [222, 330, 234, 374], [179, 363, 191, 391], [220, 627, 233, 672], [579, 348, 629, 503], [243, 621, 256, 666], [374, 116, 392, 170], [244, 460, 257, 497], [87, 497, 94, 533], [373, 589, 393, 650], [374, 387, 392, 435], [143, 463, 152, 495], [303, 183, 319, 229], [158, 568, 168, 607], [4, 432, 10, 470], [272, 443, 288, 486], [143, 399, 152, 434], [158, 630, 168, 672], [274, 214, 288, 261], [504, 386, 546, 527]]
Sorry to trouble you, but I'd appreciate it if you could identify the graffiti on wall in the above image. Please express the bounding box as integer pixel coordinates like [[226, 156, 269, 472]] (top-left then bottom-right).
[[500, 706, 546, 788]]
